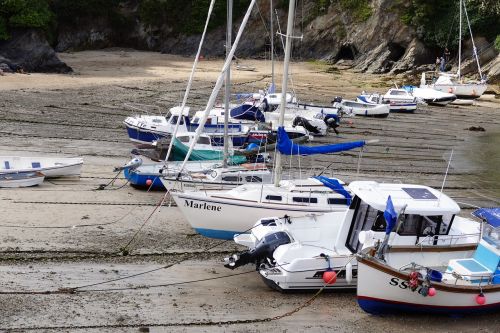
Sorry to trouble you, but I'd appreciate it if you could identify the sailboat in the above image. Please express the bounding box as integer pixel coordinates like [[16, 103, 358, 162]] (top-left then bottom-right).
[[421, 0, 487, 99], [171, 1, 374, 240]]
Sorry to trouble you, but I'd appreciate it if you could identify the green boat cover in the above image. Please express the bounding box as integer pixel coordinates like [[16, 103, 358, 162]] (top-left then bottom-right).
[[170, 138, 246, 165]]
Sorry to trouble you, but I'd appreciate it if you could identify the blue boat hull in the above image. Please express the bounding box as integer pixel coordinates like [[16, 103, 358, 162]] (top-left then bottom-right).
[[124, 168, 165, 190], [194, 227, 244, 240], [358, 296, 500, 316]]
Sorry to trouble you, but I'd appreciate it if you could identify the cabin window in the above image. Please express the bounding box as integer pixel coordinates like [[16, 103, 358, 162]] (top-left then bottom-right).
[[328, 198, 349, 205], [192, 117, 200, 123], [265, 195, 282, 201], [4, 161, 10, 169], [390, 90, 406, 95], [178, 136, 190, 143], [152, 118, 162, 123], [32, 162, 41, 168], [292, 197, 318, 204], [197, 137, 211, 145], [170, 116, 184, 125], [245, 176, 262, 183], [222, 176, 241, 182], [396, 215, 443, 237]]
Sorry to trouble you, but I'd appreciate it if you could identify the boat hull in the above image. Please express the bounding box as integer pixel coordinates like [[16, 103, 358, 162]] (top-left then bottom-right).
[[0, 172, 45, 188], [171, 192, 343, 240], [0, 157, 83, 178], [357, 256, 500, 316], [432, 83, 488, 100]]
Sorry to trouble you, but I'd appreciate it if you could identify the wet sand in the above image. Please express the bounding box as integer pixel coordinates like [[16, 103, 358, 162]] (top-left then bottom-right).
[[1, 50, 500, 332]]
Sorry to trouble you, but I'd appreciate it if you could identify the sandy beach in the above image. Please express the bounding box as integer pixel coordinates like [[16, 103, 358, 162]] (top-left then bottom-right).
[[1, 49, 499, 332]]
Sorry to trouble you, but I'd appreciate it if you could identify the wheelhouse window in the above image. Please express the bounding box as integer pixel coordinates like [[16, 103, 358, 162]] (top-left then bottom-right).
[[396, 215, 444, 237], [178, 135, 190, 143], [345, 196, 383, 253], [170, 116, 184, 125], [292, 197, 318, 204], [265, 195, 282, 201]]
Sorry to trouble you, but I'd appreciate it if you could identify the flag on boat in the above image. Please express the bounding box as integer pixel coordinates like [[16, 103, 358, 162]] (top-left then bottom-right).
[[277, 126, 365, 156], [268, 83, 276, 94], [384, 195, 397, 235]]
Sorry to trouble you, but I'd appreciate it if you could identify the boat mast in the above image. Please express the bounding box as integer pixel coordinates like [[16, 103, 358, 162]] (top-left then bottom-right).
[[462, 1, 484, 81], [178, 0, 257, 174], [274, 0, 296, 187], [458, 0, 462, 79], [223, 0, 233, 168], [270, 0, 275, 90]]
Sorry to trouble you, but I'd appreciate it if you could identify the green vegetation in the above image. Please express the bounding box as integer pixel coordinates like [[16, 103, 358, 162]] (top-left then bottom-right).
[[495, 35, 500, 51], [401, 0, 500, 48], [338, 0, 372, 22], [0, 0, 54, 39]]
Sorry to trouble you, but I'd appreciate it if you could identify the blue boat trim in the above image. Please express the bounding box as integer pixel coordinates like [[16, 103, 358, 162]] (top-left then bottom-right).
[[124, 169, 165, 190], [357, 296, 500, 315], [194, 228, 244, 240]]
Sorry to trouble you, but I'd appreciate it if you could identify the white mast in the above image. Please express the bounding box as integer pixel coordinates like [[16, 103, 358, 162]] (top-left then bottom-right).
[[178, 0, 257, 174], [462, 0, 484, 80], [223, 0, 233, 168], [163, 0, 216, 163], [458, 0, 462, 79], [273, 0, 296, 187], [270, 0, 275, 90]]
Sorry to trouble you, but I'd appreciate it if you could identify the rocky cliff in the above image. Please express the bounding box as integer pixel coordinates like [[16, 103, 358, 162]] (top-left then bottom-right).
[[0, 0, 498, 81]]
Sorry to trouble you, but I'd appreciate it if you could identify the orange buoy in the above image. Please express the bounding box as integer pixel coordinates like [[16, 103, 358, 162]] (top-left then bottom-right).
[[322, 270, 337, 284], [146, 179, 153, 186], [476, 293, 486, 305]]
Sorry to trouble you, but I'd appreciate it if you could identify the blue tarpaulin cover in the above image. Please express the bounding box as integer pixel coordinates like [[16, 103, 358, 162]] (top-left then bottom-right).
[[313, 176, 351, 205], [230, 104, 266, 122], [384, 195, 397, 235], [473, 208, 500, 228], [277, 126, 365, 156]]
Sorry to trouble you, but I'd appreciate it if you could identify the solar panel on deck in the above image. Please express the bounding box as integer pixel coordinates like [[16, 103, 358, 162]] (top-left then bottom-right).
[[402, 187, 437, 200]]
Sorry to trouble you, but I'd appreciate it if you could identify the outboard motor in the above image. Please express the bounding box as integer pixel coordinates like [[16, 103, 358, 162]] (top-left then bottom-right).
[[331, 96, 343, 104], [113, 157, 143, 172], [224, 231, 291, 270]]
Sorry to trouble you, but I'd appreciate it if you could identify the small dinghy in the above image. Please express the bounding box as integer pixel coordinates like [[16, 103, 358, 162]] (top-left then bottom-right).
[[0, 171, 45, 188], [0, 156, 83, 178], [403, 86, 456, 106], [333, 97, 390, 117]]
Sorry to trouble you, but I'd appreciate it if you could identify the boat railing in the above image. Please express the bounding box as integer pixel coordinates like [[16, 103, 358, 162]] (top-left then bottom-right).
[[448, 272, 500, 287], [416, 232, 481, 247]]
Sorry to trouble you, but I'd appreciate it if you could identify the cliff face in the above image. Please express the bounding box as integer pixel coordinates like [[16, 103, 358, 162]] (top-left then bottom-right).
[[0, 0, 497, 78]]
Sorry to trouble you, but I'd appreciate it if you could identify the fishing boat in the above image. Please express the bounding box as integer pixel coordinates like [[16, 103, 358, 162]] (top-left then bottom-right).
[[357, 88, 417, 112], [0, 156, 83, 178], [0, 171, 45, 188], [223, 181, 481, 291], [356, 207, 499, 315], [333, 97, 390, 117], [403, 85, 457, 106], [420, 0, 487, 99]]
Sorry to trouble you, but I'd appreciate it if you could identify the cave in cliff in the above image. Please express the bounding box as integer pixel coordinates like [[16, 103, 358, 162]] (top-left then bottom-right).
[[335, 44, 358, 61]]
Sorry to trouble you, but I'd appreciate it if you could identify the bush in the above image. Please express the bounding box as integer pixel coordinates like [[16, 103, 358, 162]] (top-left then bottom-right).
[[495, 35, 500, 52], [0, 0, 54, 39], [338, 0, 372, 22]]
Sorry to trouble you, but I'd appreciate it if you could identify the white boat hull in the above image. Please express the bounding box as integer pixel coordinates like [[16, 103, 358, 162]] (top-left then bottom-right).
[[0, 156, 83, 178], [0, 172, 45, 188], [171, 191, 346, 239], [432, 83, 487, 99]]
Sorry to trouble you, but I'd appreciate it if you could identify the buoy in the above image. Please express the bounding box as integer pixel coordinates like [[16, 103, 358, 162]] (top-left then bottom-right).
[[472, 89, 477, 96], [146, 179, 153, 186], [448, 87, 453, 93], [322, 270, 337, 285], [476, 293, 486, 305], [428, 287, 436, 297]]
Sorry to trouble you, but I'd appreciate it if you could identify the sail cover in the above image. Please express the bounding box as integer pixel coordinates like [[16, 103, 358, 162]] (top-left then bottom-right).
[[171, 138, 246, 165], [314, 176, 352, 205], [473, 208, 500, 228], [277, 126, 365, 156], [230, 104, 266, 122]]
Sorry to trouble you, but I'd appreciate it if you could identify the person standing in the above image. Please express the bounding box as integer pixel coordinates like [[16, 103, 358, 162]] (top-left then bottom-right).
[[435, 57, 441, 75], [440, 56, 445, 72]]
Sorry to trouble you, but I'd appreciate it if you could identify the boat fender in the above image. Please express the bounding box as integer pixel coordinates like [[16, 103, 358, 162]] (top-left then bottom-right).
[[448, 87, 453, 93], [408, 271, 420, 291], [476, 293, 486, 305], [345, 262, 353, 284]]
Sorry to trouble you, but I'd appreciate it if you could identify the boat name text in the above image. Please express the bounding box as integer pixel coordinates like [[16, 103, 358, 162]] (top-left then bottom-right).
[[184, 200, 222, 211]]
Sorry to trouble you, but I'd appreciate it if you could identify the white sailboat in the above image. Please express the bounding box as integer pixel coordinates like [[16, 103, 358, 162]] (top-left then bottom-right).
[[421, 0, 487, 99]]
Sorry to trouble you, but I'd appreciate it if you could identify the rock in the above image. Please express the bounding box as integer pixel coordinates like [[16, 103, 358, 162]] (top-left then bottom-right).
[[390, 39, 435, 74], [0, 29, 72, 73]]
